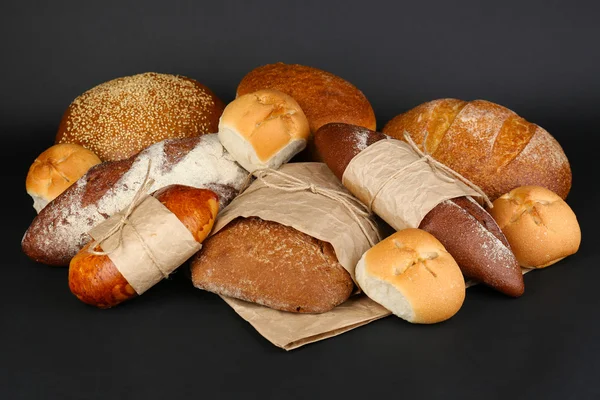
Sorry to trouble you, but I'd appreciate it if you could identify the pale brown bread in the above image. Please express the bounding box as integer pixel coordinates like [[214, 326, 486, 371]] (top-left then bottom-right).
[[356, 228, 465, 324], [190, 217, 354, 313], [56, 72, 225, 161], [22, 134, 247, 266], [236, 62, 376, 161], [69, 185, 219, 309], [382, 99, 572, 201], [314, 123, 524, 296], [489, 185, 581, 268]]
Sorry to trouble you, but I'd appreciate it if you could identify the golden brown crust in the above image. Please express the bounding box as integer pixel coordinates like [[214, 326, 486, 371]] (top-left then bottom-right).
[[26, 144, 101, 210], [360, 228, 465, 324], [56, 72, 225, 162], [190, 217, 354, 313], [489, 186, 581, 268], [68, 185, 219, 308], [382, 99, 572, 201], [237, 63, 376, 162]]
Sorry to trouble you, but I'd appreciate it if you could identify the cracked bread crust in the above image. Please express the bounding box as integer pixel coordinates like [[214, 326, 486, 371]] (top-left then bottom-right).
[[190, 217, 354, 313]]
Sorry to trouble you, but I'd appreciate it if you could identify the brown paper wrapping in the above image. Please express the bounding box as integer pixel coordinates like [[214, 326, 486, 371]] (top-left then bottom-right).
[[342, 139, 483, 230], [211, 162, 381, 282], [207, 162, 532, 351], [89, 195, 202, 295]]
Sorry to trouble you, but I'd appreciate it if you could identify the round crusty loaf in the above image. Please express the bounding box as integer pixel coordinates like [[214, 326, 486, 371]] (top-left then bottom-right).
[[489, 186, 581, 268], [218, 89, 310, 172], [356, 228, 465, 324], [190, 217, 354, 313], [382, 99, 572, 201], [236, 63, 376, 161], [26, 143, 101, 213], [237, 63, 376, 133], [69, 185, 219, 308], [56, 72, 225, 161]]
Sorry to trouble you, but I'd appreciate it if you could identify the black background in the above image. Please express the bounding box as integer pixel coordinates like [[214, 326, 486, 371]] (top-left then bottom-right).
[[2, 1, 599, 399]]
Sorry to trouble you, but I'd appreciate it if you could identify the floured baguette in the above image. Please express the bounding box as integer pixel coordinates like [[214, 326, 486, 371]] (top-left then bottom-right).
[[22, 134, 247, 266]]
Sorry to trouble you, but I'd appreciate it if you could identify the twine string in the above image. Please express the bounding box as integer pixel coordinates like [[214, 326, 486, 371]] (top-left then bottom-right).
[[251, 168, 381, 246], [87, 160, 170, 279], [365, 132, 493, 211]]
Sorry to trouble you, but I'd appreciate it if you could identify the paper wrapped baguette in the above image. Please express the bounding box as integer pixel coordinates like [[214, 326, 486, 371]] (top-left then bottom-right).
[[69, 184, 219, 308], [314, 123, 525, 297]]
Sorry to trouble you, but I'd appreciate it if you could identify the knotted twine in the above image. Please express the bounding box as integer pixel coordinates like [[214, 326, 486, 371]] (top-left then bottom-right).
[[242, 167, 381, 247], [87, 160, 170, 280], [364, 131, 493, 213]]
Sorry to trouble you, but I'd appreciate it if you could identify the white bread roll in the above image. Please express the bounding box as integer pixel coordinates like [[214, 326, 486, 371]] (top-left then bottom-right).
[[218, 89, 310, 172], [356, 228, 465, 324], [489, 186, 581, 268], [26, 143, 101, 212]]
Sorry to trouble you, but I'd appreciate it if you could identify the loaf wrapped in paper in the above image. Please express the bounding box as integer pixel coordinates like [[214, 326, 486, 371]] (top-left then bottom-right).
[[69, 181, 219, 308]]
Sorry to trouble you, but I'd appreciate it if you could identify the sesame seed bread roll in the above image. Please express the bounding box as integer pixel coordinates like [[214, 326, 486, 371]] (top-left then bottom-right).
[[56, 72, 225, 162], [489, 186, 581, 268], [355, 228, 465, 324], [69, 185, 219, 309], [218, 89, 310, 172], [382, 99, 572, 201], [26, 144, 101, 213]]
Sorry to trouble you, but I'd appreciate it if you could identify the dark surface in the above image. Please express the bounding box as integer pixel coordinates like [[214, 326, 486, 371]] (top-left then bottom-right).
[[1, 1, 599, 399]]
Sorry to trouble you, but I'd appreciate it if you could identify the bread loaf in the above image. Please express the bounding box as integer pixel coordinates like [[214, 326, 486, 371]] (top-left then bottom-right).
[[236, 62, 376, 161], [382, 99, 572, 201], [356, 228, 465, 324], [314, 123, 524, 296], [69, 185, 219, 308], [22, 134, 247, 266], [26, 143, 101, 213], [489, 186, 581, 268], [56, 72, 225, 161], [218, 89, 310, 172], [190, 217, 354, 313]]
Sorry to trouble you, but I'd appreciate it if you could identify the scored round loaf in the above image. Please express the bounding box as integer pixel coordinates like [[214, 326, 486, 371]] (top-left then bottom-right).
[[489, 186, 581, 268], [355, 228, 465, 324], [236, 63, 376, 161], [218, 89, 310, 172], [314, 122, 524, 297], [69, 185, 219, 308], [382, 99, 572, 201], [26, 143, 101, 213], [190, 217, 354, 313], [56, 72, 225, 162]]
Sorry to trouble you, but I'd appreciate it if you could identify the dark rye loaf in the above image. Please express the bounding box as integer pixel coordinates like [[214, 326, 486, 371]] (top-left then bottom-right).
[[314, 123, 524, 297]]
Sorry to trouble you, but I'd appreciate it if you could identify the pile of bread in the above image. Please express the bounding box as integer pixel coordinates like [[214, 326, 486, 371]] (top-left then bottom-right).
[[23, 64, 581, 324]]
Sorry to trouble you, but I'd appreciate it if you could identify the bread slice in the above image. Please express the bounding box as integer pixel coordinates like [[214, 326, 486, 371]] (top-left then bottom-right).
[[190, 217, 354, 313]]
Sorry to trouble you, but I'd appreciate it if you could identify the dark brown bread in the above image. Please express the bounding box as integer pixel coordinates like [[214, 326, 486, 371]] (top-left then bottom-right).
[[382, 99, 571, 201], [314, 123, 524, 296], [69, 185, 219, 308], [190, 217, 355, 313], [22, 134, 246, 266], [236, 62, 376, 161], [56, 72, 225, 162]]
